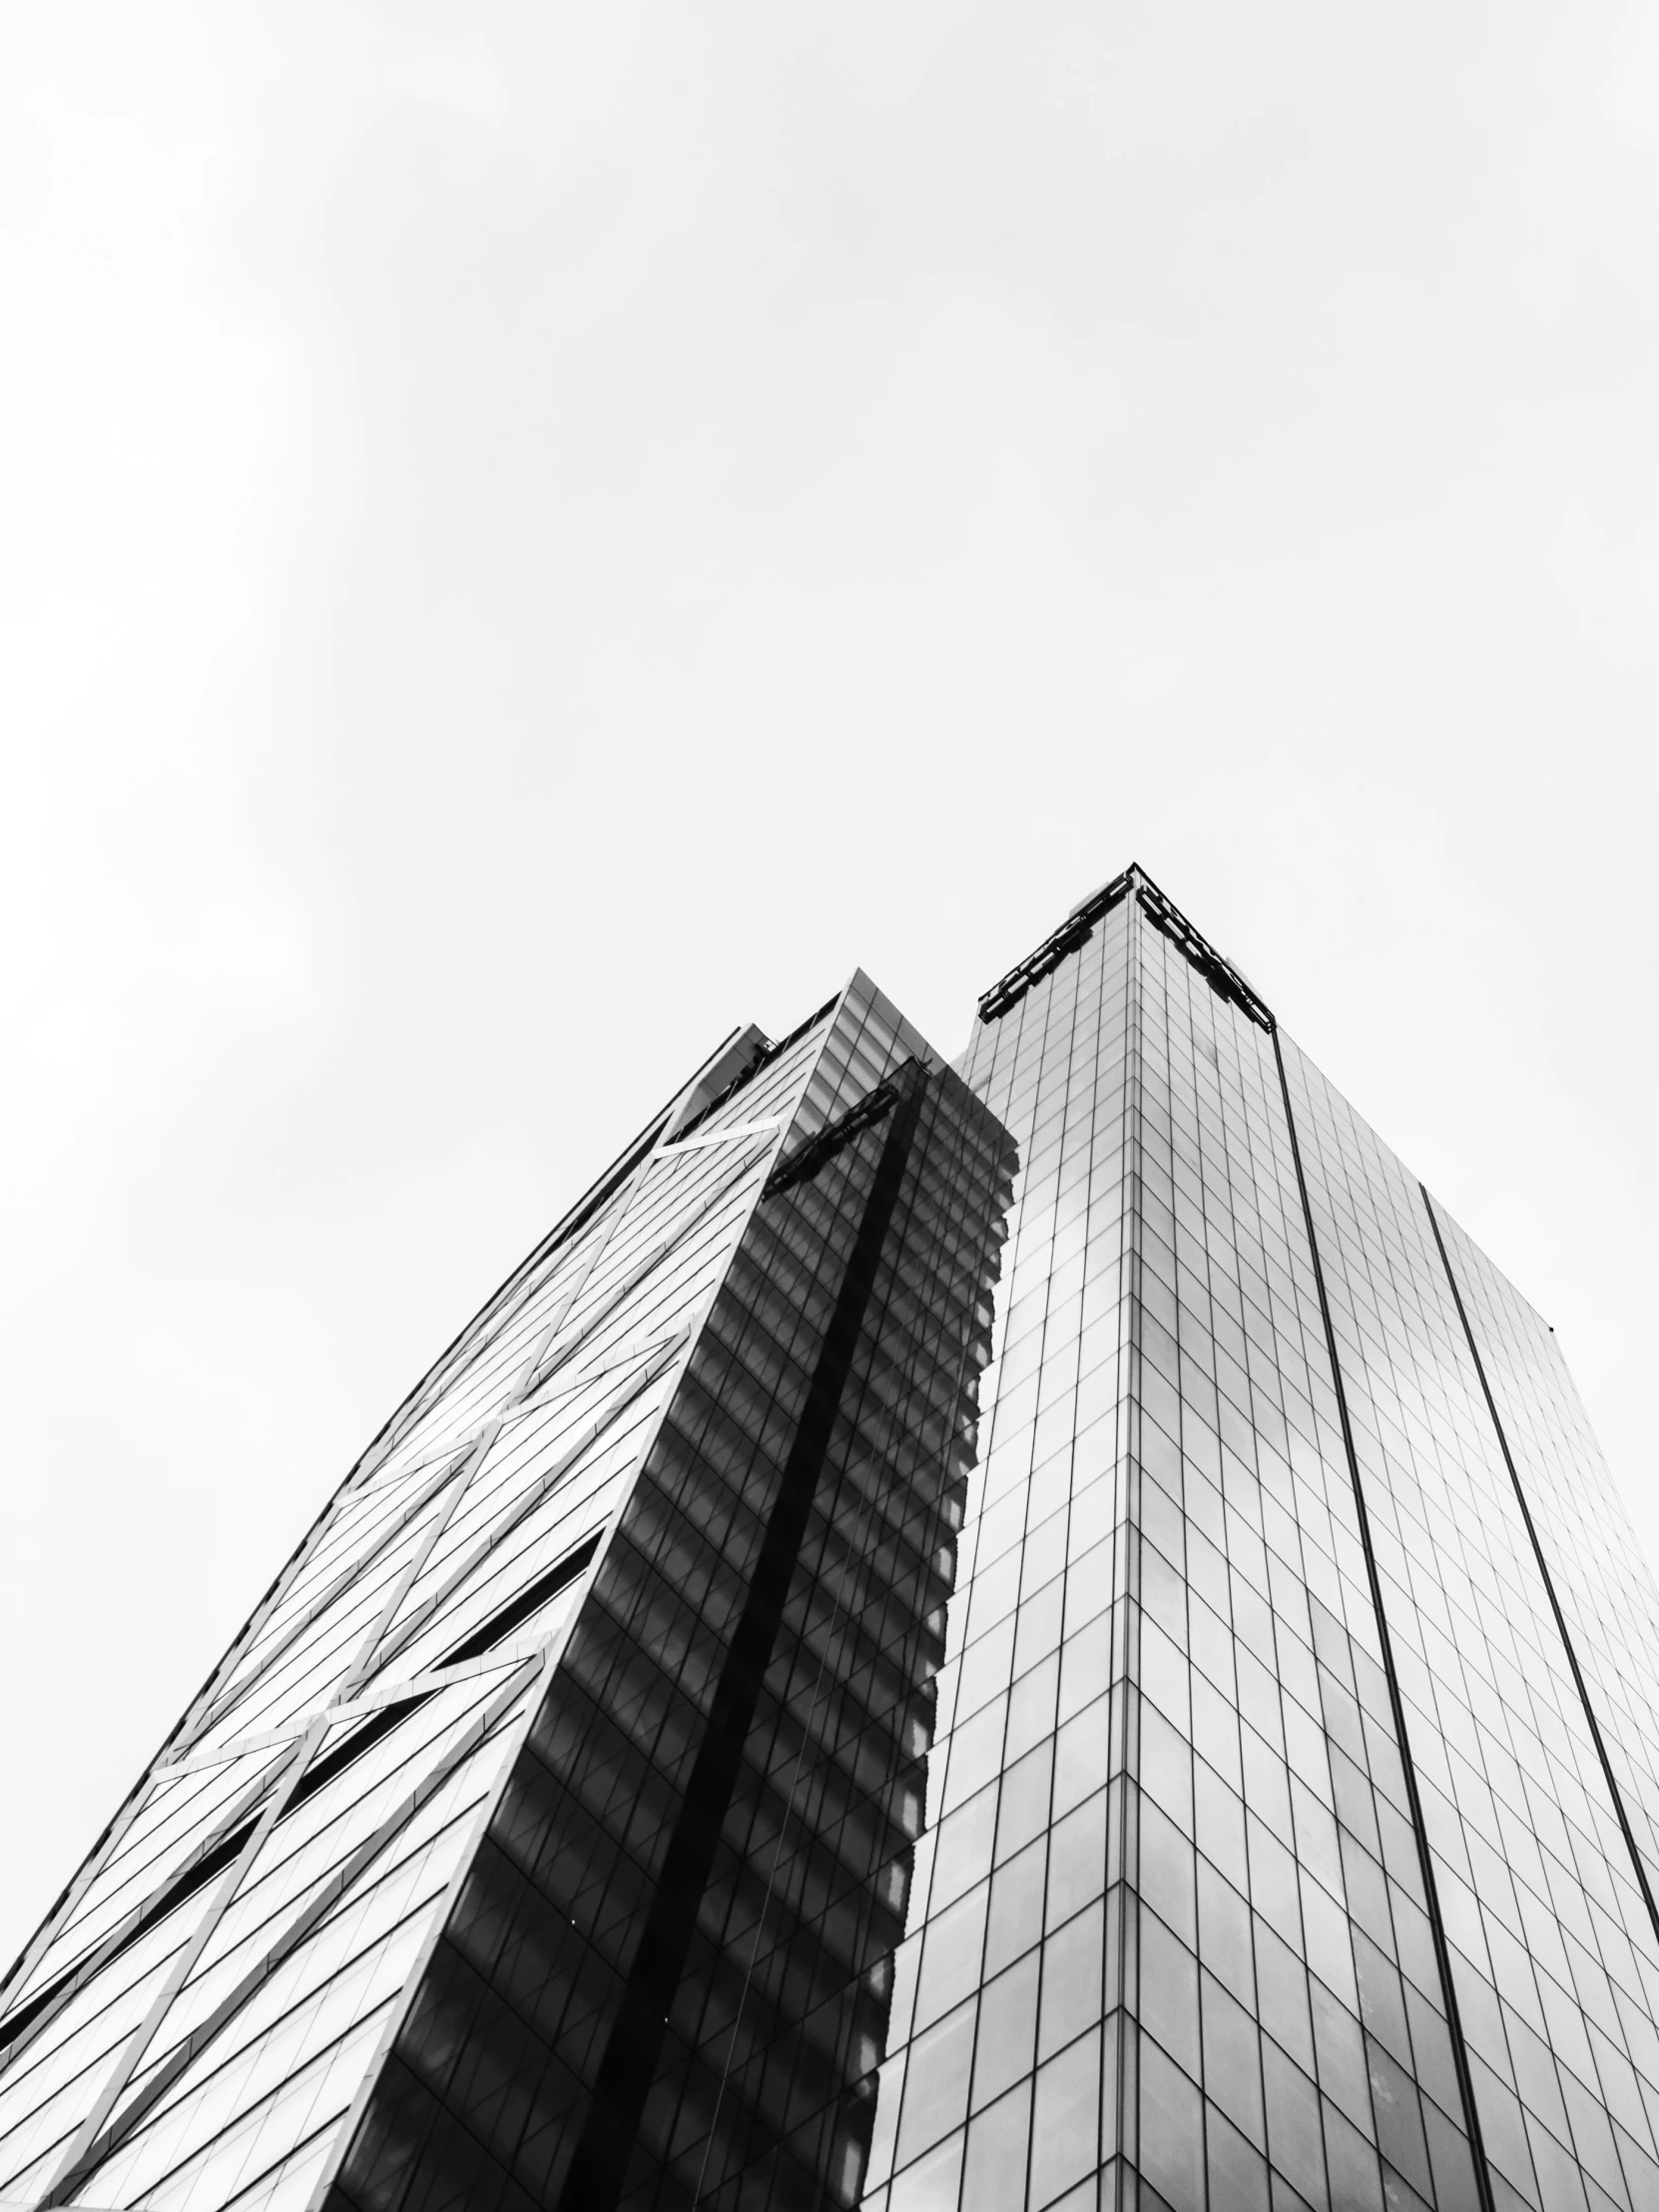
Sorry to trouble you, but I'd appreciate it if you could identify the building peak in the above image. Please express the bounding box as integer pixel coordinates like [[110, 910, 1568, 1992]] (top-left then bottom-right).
[[978, 860, 1274, 1032]]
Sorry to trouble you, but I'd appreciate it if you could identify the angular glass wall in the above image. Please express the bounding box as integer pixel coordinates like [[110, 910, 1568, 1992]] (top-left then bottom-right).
[[323, 981, 1013, 2212], [0, 974, 1012, 2212]]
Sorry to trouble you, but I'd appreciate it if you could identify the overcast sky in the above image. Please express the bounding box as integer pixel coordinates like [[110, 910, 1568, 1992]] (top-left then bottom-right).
[[3, 1, 1657, 1970]]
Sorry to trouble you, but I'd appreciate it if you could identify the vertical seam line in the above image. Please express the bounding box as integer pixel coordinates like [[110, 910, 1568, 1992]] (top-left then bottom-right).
[[1270, 1032, 1496, 2212], [1419, 1181, 1659, 1954]]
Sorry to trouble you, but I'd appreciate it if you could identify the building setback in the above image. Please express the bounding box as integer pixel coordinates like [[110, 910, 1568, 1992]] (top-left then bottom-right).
[[4, 869, 1659, 2212]]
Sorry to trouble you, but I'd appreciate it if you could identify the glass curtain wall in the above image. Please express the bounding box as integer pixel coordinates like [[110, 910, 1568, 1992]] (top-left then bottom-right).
[[1284, 1045, 1659, 2212], [865, 869, 1659, 2212], [0, 1010, 828, 2212], [322, 978, 1013, 2212], [1431, 1209, 1659, 1932], [0, 976, 1011, 2212]]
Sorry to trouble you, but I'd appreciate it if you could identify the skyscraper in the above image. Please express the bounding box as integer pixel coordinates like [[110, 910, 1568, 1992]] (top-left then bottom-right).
[[4, 869, 1658, 2212], [865, 870, 1659, 2212], [0, 973, 1014, 2212]]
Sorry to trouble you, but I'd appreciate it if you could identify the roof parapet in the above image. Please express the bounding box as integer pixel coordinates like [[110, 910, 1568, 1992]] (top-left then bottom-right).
[[977, 862, 1275, 1032]]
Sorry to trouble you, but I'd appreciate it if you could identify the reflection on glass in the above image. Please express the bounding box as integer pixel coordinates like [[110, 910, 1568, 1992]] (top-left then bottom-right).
[[5, 874, 1657, 2212]]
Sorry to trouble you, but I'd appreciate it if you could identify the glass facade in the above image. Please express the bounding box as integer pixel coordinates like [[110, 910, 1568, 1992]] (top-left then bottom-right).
[[4, 870, 1658, 2212], [0, 975, 1012, 2212], [866, 872, 1659, 2212]]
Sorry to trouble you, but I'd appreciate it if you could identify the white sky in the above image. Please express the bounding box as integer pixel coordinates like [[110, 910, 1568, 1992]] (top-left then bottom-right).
[[3, 2, 1657, 1971]]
